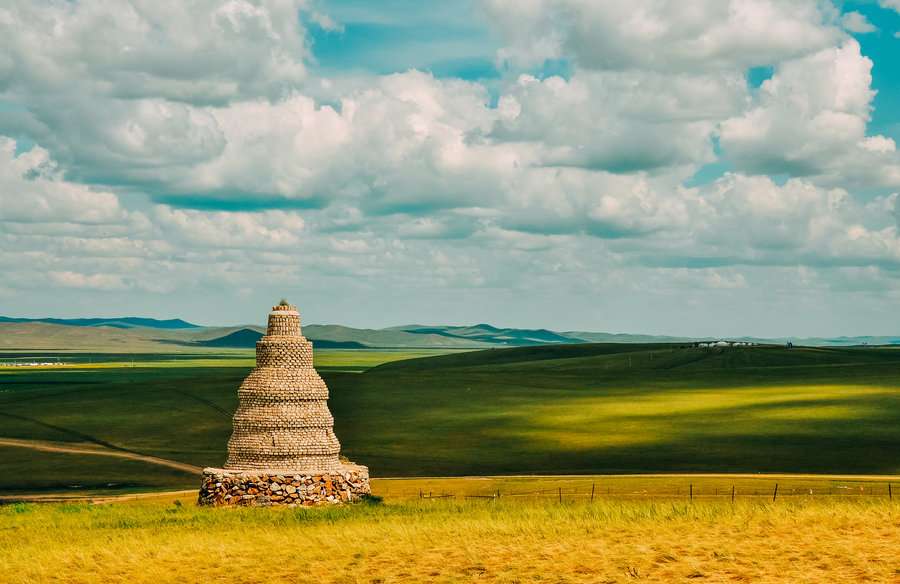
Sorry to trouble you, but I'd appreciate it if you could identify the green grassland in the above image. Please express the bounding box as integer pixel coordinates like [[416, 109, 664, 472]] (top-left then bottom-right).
[[0, 348, 450, 371], [0, 447, 198, 494], [329, 343, 900, 476], [0, 344, 899, 496]]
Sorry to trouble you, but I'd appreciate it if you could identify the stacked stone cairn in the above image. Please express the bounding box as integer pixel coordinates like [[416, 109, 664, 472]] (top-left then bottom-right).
[[199, 302, 370, 506]]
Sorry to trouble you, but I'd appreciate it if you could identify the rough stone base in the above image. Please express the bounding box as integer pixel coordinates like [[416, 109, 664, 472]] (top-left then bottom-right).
[[198, 464, 370, 507]]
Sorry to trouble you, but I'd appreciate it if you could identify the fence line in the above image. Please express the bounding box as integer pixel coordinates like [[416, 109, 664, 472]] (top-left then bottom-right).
[[415, 482, 897, 503]]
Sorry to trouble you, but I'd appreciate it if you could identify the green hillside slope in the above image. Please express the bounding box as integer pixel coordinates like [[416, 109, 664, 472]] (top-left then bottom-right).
[[0, 322, 495, 351], [0, 322, 260, 352], [369, 342, 900, 374], [1, 343, 898, 495], [330, 344, 900, 476]]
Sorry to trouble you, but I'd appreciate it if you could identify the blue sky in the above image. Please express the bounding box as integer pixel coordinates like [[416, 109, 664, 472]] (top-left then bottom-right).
[[307, 0, 502, 79], [3, 0, 900, 337], [850, 2, 900, 131]]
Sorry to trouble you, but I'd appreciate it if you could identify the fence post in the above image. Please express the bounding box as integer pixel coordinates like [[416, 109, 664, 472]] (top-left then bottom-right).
[[731, 485, 735, 503], [773, 484, 778, 501], [889, 484, 892, 501], [690, 484, 693, 503], [591, 483, 595, 502], [558, 487, 562, 503]]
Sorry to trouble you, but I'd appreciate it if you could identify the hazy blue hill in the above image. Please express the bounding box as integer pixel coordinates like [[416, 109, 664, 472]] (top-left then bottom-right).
[[0, 316, 199, 329], [387, 323, 582, 346], [309, 339, 369, 349], [490, 328, 577, 345], [565, 331, 701, 343], [0, 322, 258, 352], [3, 315, 899, 350], [0, 321, 488, 351], [196, 328, 367, 349], [301, 324, 494, 349], [814, 335, 900, 347], [196, 328, 263, 348]]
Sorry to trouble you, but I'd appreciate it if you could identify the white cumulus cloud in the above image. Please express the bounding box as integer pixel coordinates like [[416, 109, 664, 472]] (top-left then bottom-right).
[[153, 206, 307, 249], [719, 40, 900, 188], [841, 11, 876, 33], [0, 138, 127, 225], [479, 0, 842, 71], [2, 1, 900, 335], [0, 0, 312, 104]]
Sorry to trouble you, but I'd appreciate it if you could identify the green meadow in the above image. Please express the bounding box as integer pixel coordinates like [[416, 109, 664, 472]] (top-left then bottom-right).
[[0, 344, 898, 496], [329, 343, 900, 477]]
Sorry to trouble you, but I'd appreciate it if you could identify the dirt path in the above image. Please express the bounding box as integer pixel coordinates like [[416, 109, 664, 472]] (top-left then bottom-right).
[[0, 437, 202, 474], [89, 489, 198, 504], [0, 489, 198, 504]]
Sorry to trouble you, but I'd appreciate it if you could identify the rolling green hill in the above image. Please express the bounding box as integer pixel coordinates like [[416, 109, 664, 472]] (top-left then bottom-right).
[[0, 343, 898, 495], [0, 322, 268, 353], [327, 343, 900, 476], [301, 324, 496, 349], [368, 342, 900, 373], [0, 322, 495, 352]]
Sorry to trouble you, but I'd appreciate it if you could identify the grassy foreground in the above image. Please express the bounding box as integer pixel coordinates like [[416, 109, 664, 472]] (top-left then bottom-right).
[[1, 498, 898, 584]]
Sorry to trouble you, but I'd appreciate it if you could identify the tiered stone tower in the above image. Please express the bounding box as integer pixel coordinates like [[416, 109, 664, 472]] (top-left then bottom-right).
[[199, 302, 369, 506]]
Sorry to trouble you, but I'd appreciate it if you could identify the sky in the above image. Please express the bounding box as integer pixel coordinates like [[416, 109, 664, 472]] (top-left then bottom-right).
[[2, 0, 900, 336]]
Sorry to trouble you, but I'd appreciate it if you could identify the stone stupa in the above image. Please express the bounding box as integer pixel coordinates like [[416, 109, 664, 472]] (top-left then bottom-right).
[[199, 301, 369, 506]]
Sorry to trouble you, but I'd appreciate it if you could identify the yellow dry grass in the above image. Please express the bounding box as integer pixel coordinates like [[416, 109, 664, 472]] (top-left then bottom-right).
[[1, 498, 897, 584], [370, 475, 898, 502]]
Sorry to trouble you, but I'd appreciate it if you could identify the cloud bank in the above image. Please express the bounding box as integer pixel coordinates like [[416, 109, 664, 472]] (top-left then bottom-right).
[[1, 0, 900, 335]]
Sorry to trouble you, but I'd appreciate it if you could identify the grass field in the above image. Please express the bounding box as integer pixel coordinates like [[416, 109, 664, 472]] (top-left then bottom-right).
[[0, 348, 446, 371], [1, 343, 899, 495], [2, 343, 899, 583], [329, 343, 900, 476], [2, 497, 898, 583]]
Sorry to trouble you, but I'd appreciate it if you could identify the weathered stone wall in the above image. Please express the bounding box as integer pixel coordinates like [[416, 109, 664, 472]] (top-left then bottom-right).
[[255, 339, 315, 368], [264, 308, 303, 337], [199, 465, 370, 507]]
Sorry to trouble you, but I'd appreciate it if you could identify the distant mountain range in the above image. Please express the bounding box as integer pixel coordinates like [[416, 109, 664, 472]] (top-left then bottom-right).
[[0, 316, 897, 351], [0, 316, 199, 329]]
